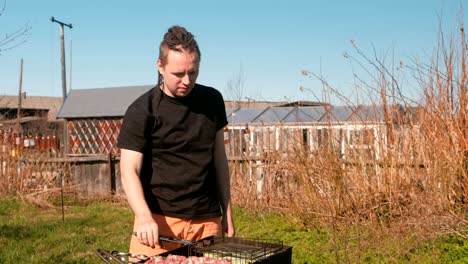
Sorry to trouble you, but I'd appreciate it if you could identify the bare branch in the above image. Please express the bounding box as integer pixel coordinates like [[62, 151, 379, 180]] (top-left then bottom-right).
[[0, 1, 31, 55], [224, 63, 246, 108], [301, 70, 355, 107]]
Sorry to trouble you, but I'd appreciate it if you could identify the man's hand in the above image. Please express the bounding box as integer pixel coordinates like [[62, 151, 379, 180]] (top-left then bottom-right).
[[133, 214, 159, 248], [222, 210, 235, 237]]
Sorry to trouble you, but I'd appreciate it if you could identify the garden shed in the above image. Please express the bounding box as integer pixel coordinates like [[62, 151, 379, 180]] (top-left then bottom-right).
[[225, 104, 388, 161], [56, 85, 153, 195], [0, 95, 62, 122], [57, 85, 154, 155], [0, 95, 63, 135], [223, 104, 403, 196]]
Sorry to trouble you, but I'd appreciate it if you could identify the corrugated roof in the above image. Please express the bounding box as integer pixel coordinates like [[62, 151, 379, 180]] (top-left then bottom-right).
[[0, 95, 62, 120], [224, 100, 286, 109], [227, 105, 385, 124], [228, 108, 266, 124], [282, 107, 326, 123], [252, 107, 295, 123], [320, 106, 355, 122], [57, 85, 154, 118]]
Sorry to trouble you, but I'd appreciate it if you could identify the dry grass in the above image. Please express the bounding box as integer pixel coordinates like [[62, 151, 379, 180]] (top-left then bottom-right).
[[0, 148, 74, 203], [230, 16, 468, 249]]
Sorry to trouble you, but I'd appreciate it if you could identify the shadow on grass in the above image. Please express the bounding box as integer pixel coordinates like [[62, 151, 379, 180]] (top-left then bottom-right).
[[0, 224, 34, 239]]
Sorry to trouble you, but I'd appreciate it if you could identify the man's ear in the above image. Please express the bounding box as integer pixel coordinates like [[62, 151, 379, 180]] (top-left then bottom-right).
[[157, 59, 164, 75]]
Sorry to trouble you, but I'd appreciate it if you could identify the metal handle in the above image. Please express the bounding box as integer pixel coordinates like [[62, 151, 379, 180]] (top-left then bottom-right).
[[130, 232, 193, 245], [158, 236, 193, 245]]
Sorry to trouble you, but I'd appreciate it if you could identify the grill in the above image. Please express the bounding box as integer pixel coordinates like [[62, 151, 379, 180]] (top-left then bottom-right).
[[96, 236, 292, 264], [160, 236, 292, 264]]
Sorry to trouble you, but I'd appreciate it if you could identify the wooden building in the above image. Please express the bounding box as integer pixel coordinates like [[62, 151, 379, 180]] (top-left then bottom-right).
[[225, 104, 390, 161], [57, 85, 154, 155], [0, 95, 62, 132]]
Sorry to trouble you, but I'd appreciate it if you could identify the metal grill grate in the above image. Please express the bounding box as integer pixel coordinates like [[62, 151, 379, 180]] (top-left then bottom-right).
[[189, 237, 284, 264]]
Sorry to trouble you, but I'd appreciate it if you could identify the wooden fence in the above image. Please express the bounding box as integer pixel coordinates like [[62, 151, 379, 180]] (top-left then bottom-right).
[[0, 129, 65, 195], [0, 124, 425, 196], [0, 129, 60, 157]]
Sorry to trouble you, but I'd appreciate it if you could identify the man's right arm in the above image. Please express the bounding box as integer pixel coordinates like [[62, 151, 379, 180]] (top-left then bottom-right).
[[120, 148, 159, 248]]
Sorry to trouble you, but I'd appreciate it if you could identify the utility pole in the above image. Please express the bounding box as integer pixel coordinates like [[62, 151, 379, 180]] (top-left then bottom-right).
[[16, 58, 23, 133], [50, 17, 72, 101], [51, 17, 72, 159]]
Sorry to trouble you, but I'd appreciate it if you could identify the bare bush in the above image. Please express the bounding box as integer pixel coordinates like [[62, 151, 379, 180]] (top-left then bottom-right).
[[230, 15, 467, 241]]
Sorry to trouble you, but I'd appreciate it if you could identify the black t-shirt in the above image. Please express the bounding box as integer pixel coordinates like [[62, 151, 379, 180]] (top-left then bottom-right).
[[117, 84, 228, 219]]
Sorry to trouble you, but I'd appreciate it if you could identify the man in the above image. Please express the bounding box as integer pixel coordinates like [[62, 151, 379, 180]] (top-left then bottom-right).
[[117, 25, 235, 257]]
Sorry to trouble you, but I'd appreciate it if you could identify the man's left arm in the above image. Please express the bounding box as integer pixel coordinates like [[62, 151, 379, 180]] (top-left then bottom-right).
[[213, 128, 235, 237]]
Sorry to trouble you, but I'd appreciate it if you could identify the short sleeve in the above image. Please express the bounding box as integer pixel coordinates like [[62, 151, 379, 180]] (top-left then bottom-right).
[[117, 99, 151, 153], [214, 90, 228, 131]]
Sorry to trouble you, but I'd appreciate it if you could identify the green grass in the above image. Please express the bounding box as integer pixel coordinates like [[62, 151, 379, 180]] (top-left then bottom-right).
[[0, 197, 132, 263], [0, 196, 466, 263]]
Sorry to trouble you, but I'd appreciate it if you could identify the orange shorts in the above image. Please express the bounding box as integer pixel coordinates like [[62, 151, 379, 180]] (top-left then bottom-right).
[[129, 214, 221, 260]]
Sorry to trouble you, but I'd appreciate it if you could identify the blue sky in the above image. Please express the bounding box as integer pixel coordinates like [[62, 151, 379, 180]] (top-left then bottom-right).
[[0, 0, 465, 104]]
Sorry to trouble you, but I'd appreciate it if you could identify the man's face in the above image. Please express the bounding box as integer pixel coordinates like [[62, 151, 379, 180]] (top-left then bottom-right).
[[158, 49, 199, 98]]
